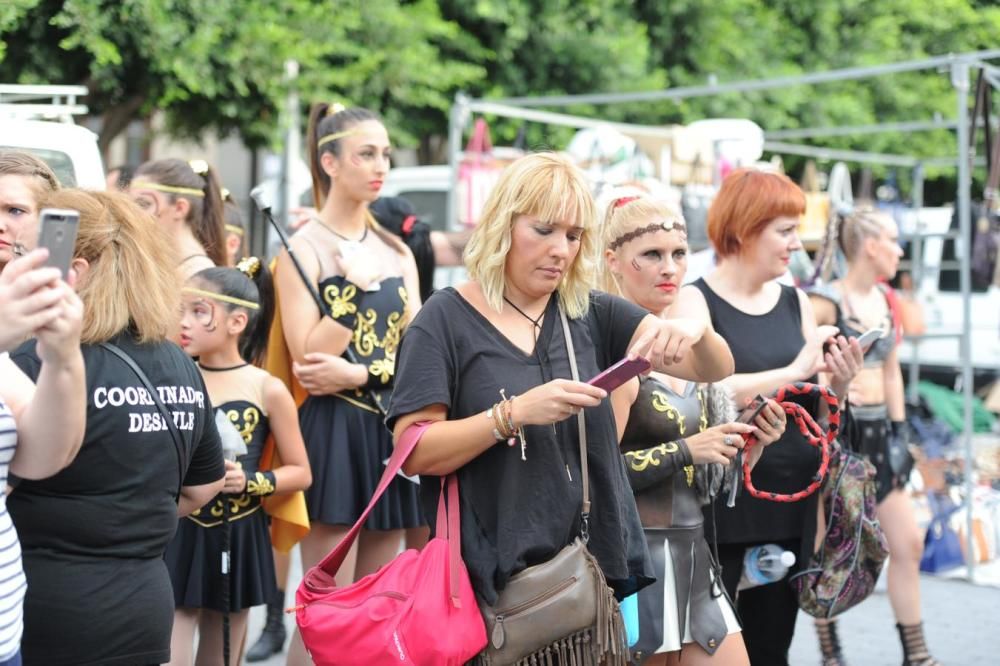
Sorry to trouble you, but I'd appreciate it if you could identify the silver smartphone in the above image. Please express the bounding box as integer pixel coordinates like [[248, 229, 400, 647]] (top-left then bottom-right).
[[36, 208, 80, 278], [856, 327, 886, 352]]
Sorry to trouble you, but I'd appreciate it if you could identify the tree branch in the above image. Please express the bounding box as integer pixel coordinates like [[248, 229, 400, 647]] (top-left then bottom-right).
[[97, 95, 146, 160]]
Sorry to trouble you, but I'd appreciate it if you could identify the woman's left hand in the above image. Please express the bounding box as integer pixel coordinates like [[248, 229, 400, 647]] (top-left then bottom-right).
[[222, 459, 247, 495], [752, 398, 787, 446], [824, 334, 864, 403], [628, 317, 707, 368]]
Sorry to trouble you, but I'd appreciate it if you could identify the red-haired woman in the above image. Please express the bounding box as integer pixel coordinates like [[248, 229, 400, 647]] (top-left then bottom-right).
[[673, 168, 863, 665]]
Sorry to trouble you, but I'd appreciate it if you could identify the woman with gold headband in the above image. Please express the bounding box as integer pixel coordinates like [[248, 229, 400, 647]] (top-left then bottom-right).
[[6, 189, 226, 665], [130, 157, 227, 277], [601, 192, 786, 665], [808, 208, 938, 666], [274, 102, 424, 666], [164, 259, 311, 666]]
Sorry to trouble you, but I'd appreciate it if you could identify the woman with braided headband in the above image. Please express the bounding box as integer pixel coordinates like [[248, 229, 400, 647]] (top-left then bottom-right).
[[165, 259, 311, 666], [131, 158, 227, 276], [601, 192, 786, 665], [673, 168, 864, 665]]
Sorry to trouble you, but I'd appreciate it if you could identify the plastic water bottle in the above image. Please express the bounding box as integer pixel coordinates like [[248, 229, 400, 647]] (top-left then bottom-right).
[[737, 544, 796, 590]]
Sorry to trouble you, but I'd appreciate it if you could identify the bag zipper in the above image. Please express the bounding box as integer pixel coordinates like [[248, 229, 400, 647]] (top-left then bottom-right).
[[290, 591, 408, 613], [491, 576, 578, 649]]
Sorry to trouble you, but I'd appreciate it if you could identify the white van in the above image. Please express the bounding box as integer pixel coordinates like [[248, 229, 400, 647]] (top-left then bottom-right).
[[0, 85, 105, 189]]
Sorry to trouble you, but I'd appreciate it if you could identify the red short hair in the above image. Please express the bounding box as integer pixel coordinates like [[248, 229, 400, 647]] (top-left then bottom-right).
[[707, 168, 805, 257]]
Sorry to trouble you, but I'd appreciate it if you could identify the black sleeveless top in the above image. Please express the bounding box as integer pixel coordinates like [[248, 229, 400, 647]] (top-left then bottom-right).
[[621, 378, 708, 529], [809, 283, 896, 367], [188, 397, 271, 528], [319, 274, 408, 409], [693, 278, 820, 544]]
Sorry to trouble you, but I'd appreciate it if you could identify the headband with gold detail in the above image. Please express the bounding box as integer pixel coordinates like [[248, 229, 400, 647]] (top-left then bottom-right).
[[236, 256, 261, 279], [608, 219, 686, 251], [183, 286, 259, 310], [188, 159, 210, 176], [317, 127, 363, 149], [131, 180, 205, 198], [225, 224, 245, 236]]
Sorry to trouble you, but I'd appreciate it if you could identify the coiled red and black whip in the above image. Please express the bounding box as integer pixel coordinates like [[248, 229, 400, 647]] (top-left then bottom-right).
[[741, 382, 840, 502]]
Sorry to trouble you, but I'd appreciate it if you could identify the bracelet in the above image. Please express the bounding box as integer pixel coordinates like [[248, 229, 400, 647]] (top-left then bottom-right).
[[486, 406, 504, 441], [246, 470, 277, 496]]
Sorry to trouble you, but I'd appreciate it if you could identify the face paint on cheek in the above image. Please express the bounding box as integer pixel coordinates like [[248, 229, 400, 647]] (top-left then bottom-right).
[[630, 257, 642, 272]]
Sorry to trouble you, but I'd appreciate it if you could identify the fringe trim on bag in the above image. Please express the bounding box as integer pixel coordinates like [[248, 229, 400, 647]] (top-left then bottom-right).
[[473, 556, 628, 666]]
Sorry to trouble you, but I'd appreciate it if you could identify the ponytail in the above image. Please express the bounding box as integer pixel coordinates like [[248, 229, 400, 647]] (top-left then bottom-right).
[[198, 164, 227, 267], [307, 102, 333, 210]]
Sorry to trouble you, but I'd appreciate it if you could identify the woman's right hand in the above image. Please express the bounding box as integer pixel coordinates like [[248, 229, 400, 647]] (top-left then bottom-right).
[[791, 324, 840, 379], [293, 352, 368, 395], [684, 422, 757, 466], [510, 379, 607, 427]]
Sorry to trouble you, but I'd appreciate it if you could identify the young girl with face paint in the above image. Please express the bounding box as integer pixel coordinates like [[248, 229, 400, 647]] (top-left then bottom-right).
[[273, 103, 424, 666], [165, 259, 311, 666], [601, 192, 786, 666]]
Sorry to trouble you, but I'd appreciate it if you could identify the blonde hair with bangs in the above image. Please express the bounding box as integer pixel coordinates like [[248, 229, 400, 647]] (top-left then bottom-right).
[[463, 152, 597, 319], [39, 189, 180, 345]]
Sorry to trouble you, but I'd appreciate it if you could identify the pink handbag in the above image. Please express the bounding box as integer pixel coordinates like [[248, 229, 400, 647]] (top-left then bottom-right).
[[295, 423, 487, 665]]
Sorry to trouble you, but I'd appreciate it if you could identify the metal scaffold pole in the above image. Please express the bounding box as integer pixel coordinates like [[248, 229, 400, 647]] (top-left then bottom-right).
[[951, 61, 977, 582]]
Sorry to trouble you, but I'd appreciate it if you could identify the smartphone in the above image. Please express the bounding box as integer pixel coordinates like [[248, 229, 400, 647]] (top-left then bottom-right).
[[855, 327, 885, 352], [37, 208, 80, 278], [737, 394, 769, 425], [587, 357, 652, 393]]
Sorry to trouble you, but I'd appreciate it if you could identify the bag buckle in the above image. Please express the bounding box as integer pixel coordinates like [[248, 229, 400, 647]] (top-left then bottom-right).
[[580, 512, 590, 544]]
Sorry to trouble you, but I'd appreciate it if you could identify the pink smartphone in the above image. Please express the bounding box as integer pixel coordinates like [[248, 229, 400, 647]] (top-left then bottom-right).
[[588, 357, 652, 393]]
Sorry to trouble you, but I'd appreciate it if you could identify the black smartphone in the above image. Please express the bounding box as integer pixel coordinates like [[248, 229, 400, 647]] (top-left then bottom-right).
[[737, 394, 769, 425], [36, 208, 80, 278]]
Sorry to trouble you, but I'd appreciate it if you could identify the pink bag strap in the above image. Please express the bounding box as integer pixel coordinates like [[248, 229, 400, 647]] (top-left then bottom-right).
[[316, 421, 465, 608]]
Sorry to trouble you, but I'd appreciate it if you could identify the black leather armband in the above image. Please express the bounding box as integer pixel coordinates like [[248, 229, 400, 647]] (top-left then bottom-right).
[[622, 439, 693, 492], [246, 470, 277, 496]]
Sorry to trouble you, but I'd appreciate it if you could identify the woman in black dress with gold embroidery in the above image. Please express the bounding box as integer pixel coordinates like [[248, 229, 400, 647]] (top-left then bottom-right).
[[275, 104, 424, 666], [601, 193, 786, 665], [166, 261, 311, 666]]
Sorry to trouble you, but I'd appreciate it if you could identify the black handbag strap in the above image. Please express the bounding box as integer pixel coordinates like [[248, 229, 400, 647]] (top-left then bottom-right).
[[557, 306, 591, 541], [99, 342, 185, 497]]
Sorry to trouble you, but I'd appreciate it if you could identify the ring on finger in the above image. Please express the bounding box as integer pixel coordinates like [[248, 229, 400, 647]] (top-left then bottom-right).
[[771, 420, 781, 428], [723, 435, 734, 447]]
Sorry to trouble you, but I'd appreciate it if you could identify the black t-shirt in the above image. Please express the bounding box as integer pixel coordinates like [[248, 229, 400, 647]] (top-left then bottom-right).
[[386, 288, 654, 605], [8, 333, 224, 665], [693, 279, 821, 545]]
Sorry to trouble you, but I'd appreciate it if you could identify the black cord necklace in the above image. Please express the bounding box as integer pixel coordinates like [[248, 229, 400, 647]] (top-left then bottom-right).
[[198, 362, 250, 372], [316, 218, 369, 243], [503, 295, 547, 342]]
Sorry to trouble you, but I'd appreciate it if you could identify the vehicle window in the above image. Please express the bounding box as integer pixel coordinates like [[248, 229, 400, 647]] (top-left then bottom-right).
[[1, 146, 77, 187], [396, 190, 448, 233]]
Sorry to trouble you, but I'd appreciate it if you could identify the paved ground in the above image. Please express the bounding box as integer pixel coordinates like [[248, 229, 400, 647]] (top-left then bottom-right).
[[244, 555, 1000, 665]]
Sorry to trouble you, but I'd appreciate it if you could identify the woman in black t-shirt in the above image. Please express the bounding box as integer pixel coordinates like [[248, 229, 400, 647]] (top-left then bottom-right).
[[8, 190, 225, 666], [387, 153, 735, 665], [673, 168, 863, 666]]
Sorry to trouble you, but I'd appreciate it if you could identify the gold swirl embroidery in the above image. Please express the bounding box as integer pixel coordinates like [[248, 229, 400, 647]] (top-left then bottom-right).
[[651, 390, 686, 434], [247, 472, 275, 496], [353, 308, 379, 357], [684, 465, 695, 486], [200, 493, 254, 519], [696, 387, 708, 433], [368, 357, 395, 384], [323, 283, 359, 319], [227, 406, 260, 444], [625, 441, 680, 472]]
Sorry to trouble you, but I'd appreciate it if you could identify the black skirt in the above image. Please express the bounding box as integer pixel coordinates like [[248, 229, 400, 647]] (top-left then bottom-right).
[[854, 410, 910, 503], [300, 393, 423, 530], [631, 526, 740, 662], [164, 499, 276, 613]]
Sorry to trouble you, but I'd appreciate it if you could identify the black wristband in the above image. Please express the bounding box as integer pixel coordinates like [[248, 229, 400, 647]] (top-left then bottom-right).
[[246, 470, 277, 496], [324, 280, 362, 330], [622, 438, 693, 492]]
